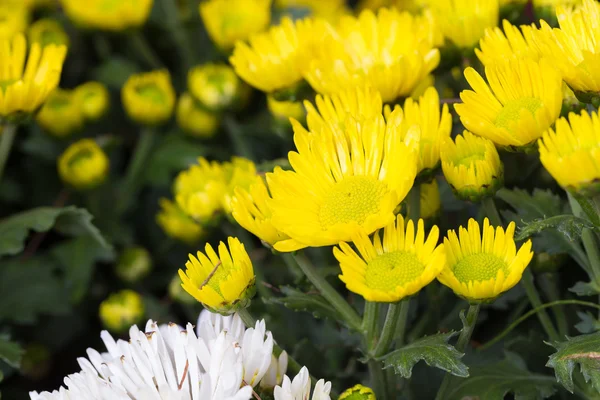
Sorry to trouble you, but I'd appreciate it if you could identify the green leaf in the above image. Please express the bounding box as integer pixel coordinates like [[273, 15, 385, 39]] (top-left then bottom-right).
[[546, 331, 600, 394], [570, 191, 600, 227], [264, 286, 345, 323], [569, 281, 600, 296], [575, 312, 600, 334], [378, 332, 468, 379], [514, 215, 595, 242], [0, 206, 110, 257], [446, 352, 557, 400], [0, 335, 23, 368], [51, 236, 115, 303], [92, 56, 141, 89]]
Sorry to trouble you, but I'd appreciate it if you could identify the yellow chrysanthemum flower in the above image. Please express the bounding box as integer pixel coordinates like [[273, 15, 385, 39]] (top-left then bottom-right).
[[0, 33, 66, 121], [304, 8, 440, 103], [384, 87, 451, 176], [156, 198, 205, 244], [532, 0, 600, 95], [267, 90, 420, 252], [176, 92, 219, 138], [74, 81, 109, 121], [267, 95, 306, 126], [455, 58, 562, 148], [200, 0, 271, 51], [475, 20, 540, 66], [99, 289, 144, 333], [441, 131, 503, 202], [179, 237, 256, 314], [406, 179, 441, 221], [174, 157, 226, 223], [339, 384, 376, 400], [334, 215, 445, 302], [539, 110, 600, 193], [121, 70, 176, 126], [230, 17, 322, 93], [232, 177, 290, 248], [0, 4, 28, 39], [28, 18, 69, 49], [429, 0, 498, 49], [222, 157, 259, 214], [188, 64, 249, 111], [58, 139, 109, 190], [438, 218, 533, 302], [60, 0, 153, 31], [36, 89, 84, 138]]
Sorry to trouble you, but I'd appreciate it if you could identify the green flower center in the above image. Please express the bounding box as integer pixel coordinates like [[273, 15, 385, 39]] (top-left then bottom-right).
[[456, 153, 485, 167], [341, 393, 368, 400], [135, 84, 166, 105], [364, 251, 424, 292], [47, 95, 71, 110], [453, 253, 508, 283], [494, 97, 543, 130], [100, 0, 122, 10], [67, 148, 93, 169], [39, 30, 62, 47], [204, 261, 232, 295], [319, 176, 387, 229]]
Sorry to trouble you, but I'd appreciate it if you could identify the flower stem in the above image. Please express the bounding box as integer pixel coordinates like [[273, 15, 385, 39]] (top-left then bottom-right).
[[363, 301, 379, 347], [0, 124, 16, 182], [394, 299, 410, 347], [539, 273, 569, 337], [368, 358, 388, 400], [481, 196, 502, 226], [373, 300, 408, 357], [129, 31, 163, 69], [435, 304, 480, 400], [224, 115, 255, 161], [160, 0, 195, 73], [407, 183, 421, 222], [291, 252, 362, 332], [521, 269, 560, 341]]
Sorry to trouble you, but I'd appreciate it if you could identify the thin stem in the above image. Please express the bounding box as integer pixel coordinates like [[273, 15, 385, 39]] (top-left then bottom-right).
[[481, 196, 502, 226], [407, 184, 421, 222], [569, 192, 600, 280], [373, 301, 403, 357], [478, 299, 600, 351], [521, 269, 560, 342], [129, 31, 163, 69], [435, 304, 480, 400], [540, 273, 569, 337], [224, 115, 255, 161], [394, 299, 410, 347], [363, 301, 379, 348], [117, 128, 156, 213], [0, 124, 17, 181], [368, 359, 387, 400], [292, 252, 363, 332]]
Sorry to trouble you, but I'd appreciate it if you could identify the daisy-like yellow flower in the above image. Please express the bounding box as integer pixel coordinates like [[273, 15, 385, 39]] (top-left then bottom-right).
[[60, 0, 153, 31], [121, 70, 176, 126], [28, 18, 69, 49], [429, 0, 499, 49], [455, 58, 562, 148], [0, 33, 66, 122], [0, 3, 28, 39], [74, 81, 109, 121], [406, 179, 441, 221], [232, 177, 290, 248], [222, 157, 259, 214], [230, 17, 323, 93], [267, 89, 420, 252], [179, 236, 256, 314], [156, 198, 205, 244], [532, 0, 600, 96], [475, 20, 540, 66], [384, 87, 451, 176], [267, 95, 306, 126], [339, 385, 376, 400], [176, 93, 219, 138], [539, 110, 600, 194], [58, 139, 109, 190], [438, 218, 533, 302], [36, 89, 84, 138], [174, 157, 227, 223], [304, 8, 440, 103], [99, 289, 144, 333], [441, 131, 503, 202], [334, 215, 445, 302], [200, 0, 271, 51], [188, 64, 249, 111]]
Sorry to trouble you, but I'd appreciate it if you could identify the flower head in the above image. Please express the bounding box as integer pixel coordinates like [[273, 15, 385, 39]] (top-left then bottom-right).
[[475, 20, 540, 66], [179, 237, 256, 314], [188, 63, 249, 111], [230, 17, 326, 93], [36, 88, 84, 137], [121, 70, 176, 126], [115, 247, 152, 283], [267, 88, 419, 252], [174, 157, 227, 223], [539, 110, 600, 194], [438, 218, 533, 302], [176, 92, 219, 138], [156, 198, 206, 244], [28, 18, 69, 49], [339, 384, 376, 400], [304, 8, 439, 103], [0, 33, 66, 122], [60, 0, 153, 31], [274, 366, 332, 400], [334, 215, 445, 302], [455, 58, 562, 148], [98, 289, 144, 333], [57, 139, 109, 190], [200, 0, 271, 51], [261, 351, 288, 390], [74, 81, 109, 121], [430, 0, 499, 49], [222, 157, 259, 214], [441, 131, 503, 202]]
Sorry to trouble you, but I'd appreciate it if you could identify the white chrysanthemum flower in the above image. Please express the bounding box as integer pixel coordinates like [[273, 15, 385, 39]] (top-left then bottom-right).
[[197, 309, 245, 344], [260, 351, 288, 390], [274, 367, 332, 400]]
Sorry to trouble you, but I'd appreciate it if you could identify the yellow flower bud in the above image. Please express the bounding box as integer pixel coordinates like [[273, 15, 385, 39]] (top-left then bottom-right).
[[57, 139, 109, 190], [115, 247, 152, 283], [188, 64, 250, 112], [28, 18, 69, 49], [122, 70, 176, 126], [222, 157, 259, 215], [339, 384, 376, 400], [75, 81, 110, 121], [61, 0, 153, 32], [37, 89, 84, 138], [176, 93, 219, 138], [156, 198, 206, 244], [99, 289, 145, 333], [267, 94, 306, 126]]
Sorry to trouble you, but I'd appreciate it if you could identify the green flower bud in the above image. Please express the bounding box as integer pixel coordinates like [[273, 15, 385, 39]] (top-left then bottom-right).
[[339, 384, 376, 400], [115, 247, 152, 283]]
